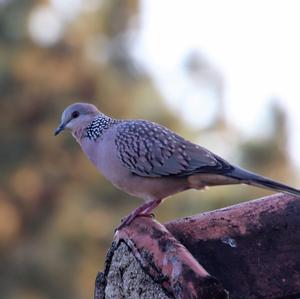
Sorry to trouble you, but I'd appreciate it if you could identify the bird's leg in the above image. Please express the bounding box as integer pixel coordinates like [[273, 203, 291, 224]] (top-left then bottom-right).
[[116, 199, 162, 231], [140, 199, 162, 215]]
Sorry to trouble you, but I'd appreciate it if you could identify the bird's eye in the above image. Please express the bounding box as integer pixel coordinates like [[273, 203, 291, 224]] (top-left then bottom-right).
[[72, 111, 80, 118]]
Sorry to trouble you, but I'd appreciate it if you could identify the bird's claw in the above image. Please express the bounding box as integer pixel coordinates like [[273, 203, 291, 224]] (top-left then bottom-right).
[[115, 213, 155, 232]]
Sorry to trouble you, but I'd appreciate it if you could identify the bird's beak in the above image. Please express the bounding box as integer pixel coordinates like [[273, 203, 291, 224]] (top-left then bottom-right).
[[54, 123, 65, 136]]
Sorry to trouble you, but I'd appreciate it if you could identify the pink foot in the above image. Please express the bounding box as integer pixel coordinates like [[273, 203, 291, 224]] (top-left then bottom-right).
[[115, 199, 162, 231]]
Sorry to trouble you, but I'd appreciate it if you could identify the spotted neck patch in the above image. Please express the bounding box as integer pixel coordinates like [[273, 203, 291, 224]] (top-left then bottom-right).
[[84, 115, 116, 141]]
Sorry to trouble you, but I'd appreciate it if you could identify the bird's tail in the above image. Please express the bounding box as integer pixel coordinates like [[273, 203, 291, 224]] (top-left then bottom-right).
[[227, 166, 300, 197]]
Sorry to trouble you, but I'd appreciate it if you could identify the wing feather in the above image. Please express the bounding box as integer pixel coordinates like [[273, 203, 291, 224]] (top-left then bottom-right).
[[115, 120, 232, 177]]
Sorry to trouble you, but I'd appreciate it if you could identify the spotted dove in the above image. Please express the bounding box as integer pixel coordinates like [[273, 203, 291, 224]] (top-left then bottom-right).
[[55, 103, 300, 229]]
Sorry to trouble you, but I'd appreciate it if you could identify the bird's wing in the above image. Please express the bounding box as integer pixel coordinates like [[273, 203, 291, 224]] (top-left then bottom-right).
[[115, 120, 232, 177]]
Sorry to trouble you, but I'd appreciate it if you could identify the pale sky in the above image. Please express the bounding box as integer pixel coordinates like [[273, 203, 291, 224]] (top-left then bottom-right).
[[28, 0, 300, 167], [134, 0, 300, 167]]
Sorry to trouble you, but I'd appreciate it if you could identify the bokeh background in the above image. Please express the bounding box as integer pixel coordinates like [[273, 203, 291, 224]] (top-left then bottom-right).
[[1, 1, 300, 298]]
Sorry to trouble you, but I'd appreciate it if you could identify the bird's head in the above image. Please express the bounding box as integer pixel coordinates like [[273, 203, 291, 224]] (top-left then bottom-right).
[[54, 102, 100, 136]]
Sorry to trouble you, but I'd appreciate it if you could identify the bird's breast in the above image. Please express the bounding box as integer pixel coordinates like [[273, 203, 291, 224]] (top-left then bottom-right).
[[78, 130, 189, 201], [80, 132, 131, 188]]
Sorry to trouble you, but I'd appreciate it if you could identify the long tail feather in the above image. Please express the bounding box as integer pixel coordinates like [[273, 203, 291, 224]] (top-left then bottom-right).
[[227, 166, 300, 197]]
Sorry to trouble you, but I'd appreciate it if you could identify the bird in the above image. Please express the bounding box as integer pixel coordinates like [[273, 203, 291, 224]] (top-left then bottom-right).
[[55, 102, 300, 230]]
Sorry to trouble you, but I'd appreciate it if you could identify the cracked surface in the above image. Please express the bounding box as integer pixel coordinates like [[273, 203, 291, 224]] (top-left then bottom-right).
[[105, 242, 173, 299]]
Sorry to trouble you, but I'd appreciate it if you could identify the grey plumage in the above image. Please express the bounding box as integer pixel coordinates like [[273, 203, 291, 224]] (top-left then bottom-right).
[[55, 103, 300, 229], [115, 120, 230, 177]]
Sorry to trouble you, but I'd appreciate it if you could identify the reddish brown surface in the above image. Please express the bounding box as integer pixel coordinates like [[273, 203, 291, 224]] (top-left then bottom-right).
[[96, 193, 300, 299], [166, 193, 300, 299], [115, 216, 228, 299]]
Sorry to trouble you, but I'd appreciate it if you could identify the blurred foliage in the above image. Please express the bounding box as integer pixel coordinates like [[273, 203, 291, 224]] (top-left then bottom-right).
[[0, 1, 298, 299]]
